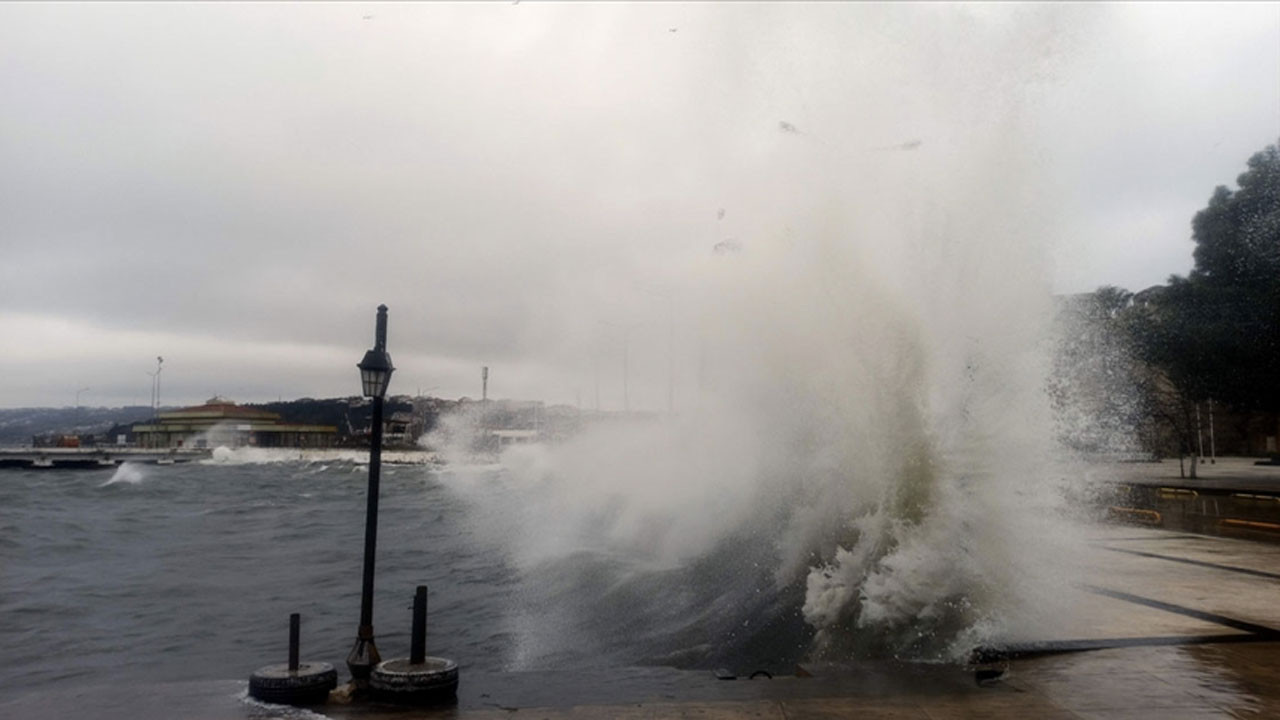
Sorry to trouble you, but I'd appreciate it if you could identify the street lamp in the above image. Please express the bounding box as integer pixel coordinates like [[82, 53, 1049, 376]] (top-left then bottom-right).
[[347, 305, 395, 684]]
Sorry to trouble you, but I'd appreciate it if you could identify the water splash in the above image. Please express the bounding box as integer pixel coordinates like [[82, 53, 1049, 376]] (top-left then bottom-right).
[[101, 462, 148, 486], [426, 6, 1094, 671], [201, 446, 437, 466], [433, 223, 1084, 669], [206, 446, 307, 465], [238, 688, 334, 719]]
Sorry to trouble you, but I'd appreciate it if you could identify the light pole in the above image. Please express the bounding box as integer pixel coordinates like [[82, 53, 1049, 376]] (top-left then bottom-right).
[[75, 387, 89, 429], [1208, 398, 1217, 464], [347, 305, 395, 684], [1196, 403, 1205, 464], [155, 356, 163, 412], [598, 320, 638, 413], [146, 357, 164, 416], [633, 281, 676, 415]]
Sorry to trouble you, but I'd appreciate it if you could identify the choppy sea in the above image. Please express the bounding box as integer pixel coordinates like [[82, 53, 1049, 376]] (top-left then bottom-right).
[[0, 456, 529, 717], [0, 452, 820, 719]]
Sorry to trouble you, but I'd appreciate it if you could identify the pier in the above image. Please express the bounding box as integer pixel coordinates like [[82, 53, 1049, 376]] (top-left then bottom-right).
[[0, 447, 211, 469]]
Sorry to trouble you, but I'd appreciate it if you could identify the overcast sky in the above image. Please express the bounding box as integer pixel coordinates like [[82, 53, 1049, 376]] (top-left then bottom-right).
[[1, 2, 1277, 410]]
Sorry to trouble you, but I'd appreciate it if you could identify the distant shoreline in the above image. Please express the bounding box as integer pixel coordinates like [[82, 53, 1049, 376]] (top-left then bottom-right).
[[0, 445, 445, 468]]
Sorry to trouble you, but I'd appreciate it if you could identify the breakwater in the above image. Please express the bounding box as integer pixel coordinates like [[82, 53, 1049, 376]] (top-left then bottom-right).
[[0, 447, 211, 468]]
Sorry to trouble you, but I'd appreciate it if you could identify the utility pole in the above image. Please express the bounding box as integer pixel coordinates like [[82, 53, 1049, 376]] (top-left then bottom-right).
[[598, 320, 638, 413], [146, 356, 164, 417], [1196, 403, 1205, 464], [75, 387, 89, 431], [155, 357, 164, 412], [1208, 398, 1217, 464], [666, 298, 674, 416], [633, 281, 676, 416], [482, 366, 489, 402]]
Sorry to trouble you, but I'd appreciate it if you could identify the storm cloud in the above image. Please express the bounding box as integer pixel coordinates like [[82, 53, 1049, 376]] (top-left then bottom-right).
[[1, 3, 1277, 408]]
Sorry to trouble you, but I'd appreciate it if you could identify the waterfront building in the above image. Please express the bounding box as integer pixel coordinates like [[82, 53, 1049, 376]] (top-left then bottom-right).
[[132, 397, 338, 449]]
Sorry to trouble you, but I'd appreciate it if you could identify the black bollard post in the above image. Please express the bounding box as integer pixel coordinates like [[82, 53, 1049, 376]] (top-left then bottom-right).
[[410, 586, 427, 665], [249, 612, 337, 706], [369, 584, 457, 705], [289, 613, 300, 672]]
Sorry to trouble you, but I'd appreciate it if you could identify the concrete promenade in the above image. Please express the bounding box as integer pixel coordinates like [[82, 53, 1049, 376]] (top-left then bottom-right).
[[1102, 456, 1280, 495]]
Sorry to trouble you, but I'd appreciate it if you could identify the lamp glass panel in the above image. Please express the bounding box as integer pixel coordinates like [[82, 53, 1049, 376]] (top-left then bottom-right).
[[361, 368, 387, 398]]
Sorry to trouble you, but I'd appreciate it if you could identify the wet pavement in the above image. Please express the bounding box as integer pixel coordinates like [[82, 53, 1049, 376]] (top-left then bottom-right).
[[1099, 458, 1280, 542], [1102, 457, 1280, 495]]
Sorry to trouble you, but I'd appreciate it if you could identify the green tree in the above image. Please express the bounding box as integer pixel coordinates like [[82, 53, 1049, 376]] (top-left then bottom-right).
[[1102, 140, 1279, 468], [1191, 143, 1280, 288], [1184, 141, 1280, 412], [1124, 281, 1209, 474]]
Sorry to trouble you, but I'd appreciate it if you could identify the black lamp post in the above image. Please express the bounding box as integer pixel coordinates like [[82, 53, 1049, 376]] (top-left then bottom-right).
[[347, 304, 395, 683]]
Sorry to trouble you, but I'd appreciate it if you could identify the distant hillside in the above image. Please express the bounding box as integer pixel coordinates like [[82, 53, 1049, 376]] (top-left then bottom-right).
[[252, 396, 423, 448], [252, 397, 413, 434], [0, 397, 427, 447], [0, 406, 156, 446]]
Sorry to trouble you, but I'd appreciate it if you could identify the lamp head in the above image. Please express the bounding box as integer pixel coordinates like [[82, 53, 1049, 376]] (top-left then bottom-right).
[[357, 349, 394, 399]]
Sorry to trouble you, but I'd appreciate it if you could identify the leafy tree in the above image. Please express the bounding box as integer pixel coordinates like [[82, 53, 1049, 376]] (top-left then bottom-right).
[[1124, 281, 1209, 474], [1191, 143, 1280, 288], [1183, 141, 1280, 413], [1084, 140, 1279, 467]]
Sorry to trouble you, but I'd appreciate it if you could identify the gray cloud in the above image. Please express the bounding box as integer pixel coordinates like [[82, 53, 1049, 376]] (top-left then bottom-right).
[[2, 3, 1277, 409]]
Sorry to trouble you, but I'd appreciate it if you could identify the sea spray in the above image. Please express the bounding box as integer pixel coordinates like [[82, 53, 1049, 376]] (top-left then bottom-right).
[[431, 230, 1082, 668], [426, 6, 1094, 669], [208, 446, 302, 465], [239, 688, 335, 720], [102, 462, 148, 486]]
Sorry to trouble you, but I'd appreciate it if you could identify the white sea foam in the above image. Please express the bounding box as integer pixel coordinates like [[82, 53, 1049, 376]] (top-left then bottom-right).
[[101, 462, 148, 486], [237, 688, 334, 719], [201, 447, 436, 466], [206, 446, 305, 465]]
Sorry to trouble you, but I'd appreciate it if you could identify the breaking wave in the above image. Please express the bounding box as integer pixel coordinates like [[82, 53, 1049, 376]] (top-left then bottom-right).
[[434, 221, 1083, 670], [426, 8, 1096, 671], [101, 462, 148, 486]]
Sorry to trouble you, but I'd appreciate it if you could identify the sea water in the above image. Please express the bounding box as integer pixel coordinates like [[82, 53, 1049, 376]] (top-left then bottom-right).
[[0, 458, 517, 717]]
